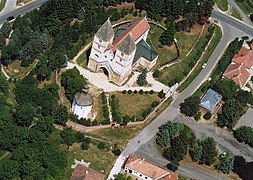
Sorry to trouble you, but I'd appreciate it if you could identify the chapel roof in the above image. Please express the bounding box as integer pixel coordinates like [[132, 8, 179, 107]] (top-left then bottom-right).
[[96, 19, 114, 42], [74, 87, 93, 106]]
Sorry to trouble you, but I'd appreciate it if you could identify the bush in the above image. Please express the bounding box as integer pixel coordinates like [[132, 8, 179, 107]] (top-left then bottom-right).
[[112, 148, 121, 156], [127, 90, 132, 94], [139, 89, 144, 94], [204, 112, 212, 120], [153, 70, 160, 78], [111, 94, 115, 99], [149, 90, 154, 94], [101, 92, 107, 104], [97, 142, 108, 150], [122, 90, 127, 94], [151, 100, 160, 108], [194, 112, 201, 121], [158, 90, 165, 99], [81, 142, 89, 150], [166, 160, 179, 171], [133, 90, 137, 94], [145, 91, 149, 94]]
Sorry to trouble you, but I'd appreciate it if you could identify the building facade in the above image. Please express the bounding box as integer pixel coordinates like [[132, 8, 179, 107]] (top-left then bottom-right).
[[88, 17, 158, 86]]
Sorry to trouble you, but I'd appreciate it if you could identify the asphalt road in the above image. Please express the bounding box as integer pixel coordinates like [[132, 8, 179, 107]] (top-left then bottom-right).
[[0, 0, 48, 24], [108, 18, 253, 180], [212, 10, 253, 37]]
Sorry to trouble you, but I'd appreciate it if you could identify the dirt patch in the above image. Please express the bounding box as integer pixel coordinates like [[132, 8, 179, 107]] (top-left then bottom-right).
[[108, 2, 134, 10], [183, 24, 204, 36]]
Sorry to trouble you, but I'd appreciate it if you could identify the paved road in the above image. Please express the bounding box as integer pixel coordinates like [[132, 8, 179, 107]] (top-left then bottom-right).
[[0, 0, 48, 24], [212, 10, 253, 38], [108, 19, 253, 180], [228, 0, 253, 27]]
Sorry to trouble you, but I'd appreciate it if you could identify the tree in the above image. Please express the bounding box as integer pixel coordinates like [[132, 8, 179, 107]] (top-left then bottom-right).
[[250, 13, 253, 22], [190, 142, 203, 162], [234, 126, 253, 147], [114, 173, 132, 180], [0, 74, 9, 96], [61, 67, 86, 101], [0, 159, 20, 179], [194, 112, 201, 121], [166, 160, 179, 171], [34, 117, 54, 136], [159, 22, 176, 46], [60, 127, 78, 146], [203, 112, 211, 120], [137, 69, 147, 86], [217, 151, 234, 174], [217, 100, 245, 129], [1, 21, 11, 38], [180, 96, 200, 117], [0, 32, 6, 49], [52, 104, 68, 126], [158, 90, 165, 99], [233, 155, 253, 180], [13, 103, 35, 127], [156, 122, 179, 147], [153, 69, 160, 78], [199, 137, 217, 165]]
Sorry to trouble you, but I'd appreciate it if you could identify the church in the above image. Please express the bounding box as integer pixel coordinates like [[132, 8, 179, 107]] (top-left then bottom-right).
[[88, 17, 158, 86]]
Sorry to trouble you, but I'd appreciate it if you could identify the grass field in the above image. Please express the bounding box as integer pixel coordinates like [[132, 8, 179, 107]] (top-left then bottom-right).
[[214, 0, 229, 11], [112, 92, 160, 117], [231, 8, 243, 21], [4, 60, 38, 79], [156, 25, 207, 86], [177, 25, 222, 92], [235, 0, 253, 15], [0, 0, 6, 12], [147, 24, 178, 67]]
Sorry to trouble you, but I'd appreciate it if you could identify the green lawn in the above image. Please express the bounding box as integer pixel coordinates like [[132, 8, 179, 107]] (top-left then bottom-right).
[[231, 8, 243, 21], [235, 0, 253, 15], [214, 0, 229, 11], [4, 60, 38, 79], [147, 24, 178, 67], [177, 25, 222, 92], [156, 25, 207, 86], [0, 0, 6, 12], [112, 91, 160, 117]]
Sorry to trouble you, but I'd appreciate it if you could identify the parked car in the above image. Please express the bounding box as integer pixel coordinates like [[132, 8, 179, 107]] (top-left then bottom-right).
[[7, 16, 15, 21], [241, 36, 249, 40], [202, 63, 207, 69]]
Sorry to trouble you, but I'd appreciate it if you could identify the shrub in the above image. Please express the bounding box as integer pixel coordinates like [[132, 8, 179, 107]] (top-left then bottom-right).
[[139, 89, 144, 94], [145, 91, 149, 94], [141, 110, 148, 118], [97, 142, 108, 150], [122, 90, 127, 94], [111, 94, 115, 99], [127, 90, 132, 94], [153, 70, 160, 78], [112, 148, 121, 156], [123, 115, 130, 123], [149, 90, 154, 94], [151, 100, 160, 108], [133, 90, 137, 94], [101, 92, 107, 104], [81, 142, 89, 150], [204, 112, 212, 120], [194, 112, 201, 121], [166, 160, 179, 171], [158, 90, 165, 99]]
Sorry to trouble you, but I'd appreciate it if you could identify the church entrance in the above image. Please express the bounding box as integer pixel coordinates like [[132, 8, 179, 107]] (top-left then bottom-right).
[[98, 67, 110, 80]]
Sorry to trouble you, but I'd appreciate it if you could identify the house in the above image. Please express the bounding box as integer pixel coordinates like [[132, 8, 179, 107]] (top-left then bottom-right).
[[199, 89, 222, 114], [71, 85, 93, 119], [88, 17, 158, 86], [124, 155, 178, 180], [223, 45, 253, 88], [70, 164, 104, 180]]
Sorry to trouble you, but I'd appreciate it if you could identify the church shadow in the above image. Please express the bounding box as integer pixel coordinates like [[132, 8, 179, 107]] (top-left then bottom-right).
[[85, 47, 91, 65]]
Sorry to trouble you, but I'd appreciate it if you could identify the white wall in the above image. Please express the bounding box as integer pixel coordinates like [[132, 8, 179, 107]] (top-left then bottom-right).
[[124, 167, 153, 180], [71, 101, 92, 119]]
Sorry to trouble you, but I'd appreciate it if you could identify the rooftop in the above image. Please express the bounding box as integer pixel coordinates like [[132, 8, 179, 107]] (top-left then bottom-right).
[[96, 19, 114, 42], [125, 155, 178, 180], [118, 33, 136, 55], [74, 87, 93, 106], [109, 18, 150, 52], [70, 164, 104, 180], [200, 89, 222, 112]]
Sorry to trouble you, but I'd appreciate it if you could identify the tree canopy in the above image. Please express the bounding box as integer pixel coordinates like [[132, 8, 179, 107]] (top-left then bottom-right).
[[180, 96, 200, 117]]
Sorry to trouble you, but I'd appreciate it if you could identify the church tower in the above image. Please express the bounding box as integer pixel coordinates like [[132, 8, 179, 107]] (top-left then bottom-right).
[[88, 19, 114, 71]]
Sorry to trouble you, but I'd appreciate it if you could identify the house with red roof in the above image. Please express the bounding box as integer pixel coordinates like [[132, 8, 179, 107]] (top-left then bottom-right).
[[223, 45, 253, 88], [70, 164, 104, 180], [124, 155, 178, 180], [88, 17, 158, 85]]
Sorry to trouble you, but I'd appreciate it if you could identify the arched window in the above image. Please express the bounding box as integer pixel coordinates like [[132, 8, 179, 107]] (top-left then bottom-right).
[[95, 54, 99, 58]]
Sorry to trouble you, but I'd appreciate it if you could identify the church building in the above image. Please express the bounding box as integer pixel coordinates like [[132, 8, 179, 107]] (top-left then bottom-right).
[[88, 17, 158, 86]]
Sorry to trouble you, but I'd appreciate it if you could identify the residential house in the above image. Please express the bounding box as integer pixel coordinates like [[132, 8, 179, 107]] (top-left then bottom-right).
[[70, 164, 104, 180]]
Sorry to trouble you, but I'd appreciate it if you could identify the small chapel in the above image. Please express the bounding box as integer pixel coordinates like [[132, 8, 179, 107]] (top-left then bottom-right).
[[88, 17, 158, 86], [71, 85, 93, 119]]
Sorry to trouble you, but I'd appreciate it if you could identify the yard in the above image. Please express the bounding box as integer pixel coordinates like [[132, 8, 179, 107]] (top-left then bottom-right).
[[111, 91, 160, 117], [235, 0, 253, 15], [231, 8, 243, 21], [156, 25, 208, 86], [4, 60, 38, 79], [214, 0, 229, 11], [147, 24, 178, 67]]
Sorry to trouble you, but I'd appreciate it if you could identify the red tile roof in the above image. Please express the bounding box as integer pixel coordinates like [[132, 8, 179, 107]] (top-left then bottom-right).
[[223, 63, 250, 88], [109, 18, 149, 52], [223, 45, 253, 88], [70, 164, 104, 180], [125, 155, 178, 180]]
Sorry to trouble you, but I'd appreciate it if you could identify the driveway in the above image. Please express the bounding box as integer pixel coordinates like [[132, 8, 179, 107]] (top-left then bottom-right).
[[234, 107, 253, 129]]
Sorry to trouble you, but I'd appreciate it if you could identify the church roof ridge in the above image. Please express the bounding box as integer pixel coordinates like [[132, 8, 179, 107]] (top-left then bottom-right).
[[96, 18, 114, 42]]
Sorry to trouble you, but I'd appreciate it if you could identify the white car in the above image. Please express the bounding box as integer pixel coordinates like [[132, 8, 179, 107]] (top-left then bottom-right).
[[202, 63, 207, 69]]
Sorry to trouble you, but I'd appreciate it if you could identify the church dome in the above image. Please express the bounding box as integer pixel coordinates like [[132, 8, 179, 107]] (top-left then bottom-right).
[[74, 86, 93, 106]]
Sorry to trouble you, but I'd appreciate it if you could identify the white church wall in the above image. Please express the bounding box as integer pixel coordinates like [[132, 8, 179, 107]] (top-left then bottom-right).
[[72, 100, 92, 119]]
